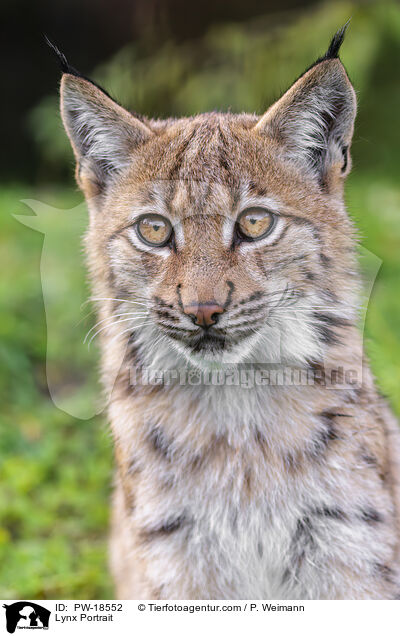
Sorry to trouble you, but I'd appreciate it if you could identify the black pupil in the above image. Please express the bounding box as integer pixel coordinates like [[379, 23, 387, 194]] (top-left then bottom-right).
[[250, 218, 256, 224], [153, 224, 160, 232]]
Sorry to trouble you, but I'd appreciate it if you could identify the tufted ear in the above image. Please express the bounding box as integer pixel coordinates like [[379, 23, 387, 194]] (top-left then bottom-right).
[[46, 36, 155, 199], [60, 73, 153, 197], [255, 26, 357, 192]]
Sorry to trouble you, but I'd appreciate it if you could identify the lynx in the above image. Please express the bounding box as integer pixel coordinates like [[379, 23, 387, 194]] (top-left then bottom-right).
[[55, 27, 400, 599]]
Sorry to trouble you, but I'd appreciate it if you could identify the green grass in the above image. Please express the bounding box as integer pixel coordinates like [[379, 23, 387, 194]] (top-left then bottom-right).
[[0, 186, 113, 599], [347, 174, 400, 413], [0, 174, 399, 599]]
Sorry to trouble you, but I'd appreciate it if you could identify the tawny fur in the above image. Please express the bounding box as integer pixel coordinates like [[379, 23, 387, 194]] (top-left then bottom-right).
[[59, 33, 400, 599]]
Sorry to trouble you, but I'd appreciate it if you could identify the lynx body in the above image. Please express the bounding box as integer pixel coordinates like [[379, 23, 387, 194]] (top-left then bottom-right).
[[58, 29, 400, 599]]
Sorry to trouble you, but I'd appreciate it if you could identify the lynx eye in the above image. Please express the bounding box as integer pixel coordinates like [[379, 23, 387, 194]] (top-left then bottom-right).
[[237, 207, 276, 241], [136, 214, 172, 247]]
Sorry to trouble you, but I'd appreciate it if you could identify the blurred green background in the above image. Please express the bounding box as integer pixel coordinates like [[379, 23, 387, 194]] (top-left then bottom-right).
[[1, 0, 399, 599]]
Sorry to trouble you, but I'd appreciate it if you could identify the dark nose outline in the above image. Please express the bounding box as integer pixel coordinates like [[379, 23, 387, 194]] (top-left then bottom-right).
[[183, 302, 224, 328]]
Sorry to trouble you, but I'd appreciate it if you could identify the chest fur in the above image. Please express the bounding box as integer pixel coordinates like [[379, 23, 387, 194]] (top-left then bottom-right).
[[136, 449, 300, 598], [111, 381, 396, 599]]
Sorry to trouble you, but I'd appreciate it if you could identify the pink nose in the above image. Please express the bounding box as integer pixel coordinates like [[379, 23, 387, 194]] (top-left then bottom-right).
[[183, 302, 224, 328]]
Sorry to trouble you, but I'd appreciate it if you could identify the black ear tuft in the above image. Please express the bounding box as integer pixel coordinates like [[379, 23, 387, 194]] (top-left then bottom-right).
[[319, 21, 350, 63], [294, 22, 351, 84], [45, 35, 114, 100], [44, 35, 81, 77]]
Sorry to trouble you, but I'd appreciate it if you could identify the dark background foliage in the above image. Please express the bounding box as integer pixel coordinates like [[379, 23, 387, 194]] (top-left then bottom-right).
[[2, 0, 317, 182]]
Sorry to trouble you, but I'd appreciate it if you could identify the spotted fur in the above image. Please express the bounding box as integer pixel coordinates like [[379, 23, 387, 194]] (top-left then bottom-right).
[[59, 28, 400, 599]]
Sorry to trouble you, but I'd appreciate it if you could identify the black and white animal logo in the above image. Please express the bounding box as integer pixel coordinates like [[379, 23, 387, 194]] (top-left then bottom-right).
[[3, 602, 50, 633]]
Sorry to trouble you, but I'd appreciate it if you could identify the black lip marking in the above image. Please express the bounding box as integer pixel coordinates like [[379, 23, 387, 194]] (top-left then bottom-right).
[[190, 332, 227, 353]]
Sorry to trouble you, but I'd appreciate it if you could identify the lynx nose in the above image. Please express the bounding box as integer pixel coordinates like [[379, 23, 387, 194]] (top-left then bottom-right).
[[183, 302, 224, 328]]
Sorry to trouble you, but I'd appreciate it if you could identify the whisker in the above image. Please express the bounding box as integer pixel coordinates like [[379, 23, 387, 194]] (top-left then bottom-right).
[[88, 317, 153, 347], [107, 322, 155, 347], [272, 307, 354, 313], [88, 297, 150, 307], [84, 311, 151, 343], [76, 307, 98, 326], [159, 324, 195, 334], [268, 316, 349, 328]]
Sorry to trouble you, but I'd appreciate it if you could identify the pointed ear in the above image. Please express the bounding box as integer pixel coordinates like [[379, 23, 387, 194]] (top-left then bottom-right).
[[255, 28, 356, 191], [60, 73, 153, 196]]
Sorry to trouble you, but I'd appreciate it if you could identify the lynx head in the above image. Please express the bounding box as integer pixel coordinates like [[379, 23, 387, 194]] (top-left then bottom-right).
[[58, 27, 358, 371]]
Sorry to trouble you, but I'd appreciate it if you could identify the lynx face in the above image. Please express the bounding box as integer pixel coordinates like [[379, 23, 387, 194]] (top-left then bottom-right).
[[59, 30, 357, 370]]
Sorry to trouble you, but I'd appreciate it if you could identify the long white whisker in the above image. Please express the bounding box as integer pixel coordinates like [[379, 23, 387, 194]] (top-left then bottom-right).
[[271, 309, 350, 314], [87, 297, 149, 307], [267, 317, 348, 328], [88, 317, 153, 347], [89, 322, 154, 349], [84, 311, 151, 343], [76, 307, 98, 326], [107, 322, 155, 347]]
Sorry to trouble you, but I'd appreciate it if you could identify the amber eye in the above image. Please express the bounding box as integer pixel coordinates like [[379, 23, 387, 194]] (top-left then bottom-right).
[[237, 207, 276, 241], [136, 214, 172, 247]]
